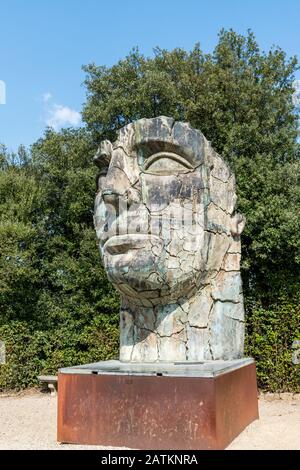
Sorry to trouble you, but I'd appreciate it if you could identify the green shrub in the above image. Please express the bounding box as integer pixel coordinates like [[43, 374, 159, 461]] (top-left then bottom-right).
[[245, 298, 300, 392]]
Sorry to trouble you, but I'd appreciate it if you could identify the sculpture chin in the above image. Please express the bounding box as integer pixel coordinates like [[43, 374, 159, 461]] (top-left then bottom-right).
[[102, 234, 202, 304]]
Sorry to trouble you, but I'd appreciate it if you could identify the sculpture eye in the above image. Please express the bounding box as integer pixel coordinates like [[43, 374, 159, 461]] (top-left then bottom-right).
[[144, 152, 193, 175]]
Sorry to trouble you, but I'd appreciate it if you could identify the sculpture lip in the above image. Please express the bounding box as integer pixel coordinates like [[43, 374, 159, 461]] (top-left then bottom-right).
[[103, 234, 162, 255]]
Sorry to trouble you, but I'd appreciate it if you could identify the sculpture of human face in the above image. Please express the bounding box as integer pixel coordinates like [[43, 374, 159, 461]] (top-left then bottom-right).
[[94, 117, 243, 307]]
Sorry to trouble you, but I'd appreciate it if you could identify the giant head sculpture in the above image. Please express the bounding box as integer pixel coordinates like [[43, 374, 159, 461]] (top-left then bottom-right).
[[94, 117, 245, 362]]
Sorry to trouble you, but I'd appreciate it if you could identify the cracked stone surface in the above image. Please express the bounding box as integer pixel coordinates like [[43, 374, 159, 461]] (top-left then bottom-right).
[[93, 116, 246, 362]]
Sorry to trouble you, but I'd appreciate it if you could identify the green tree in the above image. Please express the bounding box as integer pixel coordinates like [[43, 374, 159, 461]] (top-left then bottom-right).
[[0, 130, 119, 389]]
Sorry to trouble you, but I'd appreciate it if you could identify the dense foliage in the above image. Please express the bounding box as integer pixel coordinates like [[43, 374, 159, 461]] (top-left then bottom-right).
[[0, 30, 299, 391], [0, 133, 119, 389]]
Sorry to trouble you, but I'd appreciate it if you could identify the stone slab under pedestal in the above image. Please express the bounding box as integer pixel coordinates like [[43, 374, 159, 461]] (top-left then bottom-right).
[[57, 358, 259, 450]]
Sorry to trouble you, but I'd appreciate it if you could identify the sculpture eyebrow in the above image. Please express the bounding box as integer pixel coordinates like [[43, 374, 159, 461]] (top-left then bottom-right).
[[144, 151, 194, 170], [135, 139, 195, 167]]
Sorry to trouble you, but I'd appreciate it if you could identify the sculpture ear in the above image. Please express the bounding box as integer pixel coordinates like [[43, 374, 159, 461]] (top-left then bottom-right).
[[230, 213, 246, 236]]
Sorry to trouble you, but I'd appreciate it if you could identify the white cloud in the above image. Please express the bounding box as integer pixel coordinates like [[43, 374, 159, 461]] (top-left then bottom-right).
[[40, 92, 81, 130], [46, 104, 81, 131], [42, 92, 52, 103], [292, 80, 300, 107]]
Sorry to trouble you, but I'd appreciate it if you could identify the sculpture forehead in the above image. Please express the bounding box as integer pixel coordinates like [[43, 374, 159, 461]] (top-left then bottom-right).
[[114, 116, 206, 167], [95, 116, 237, 215]]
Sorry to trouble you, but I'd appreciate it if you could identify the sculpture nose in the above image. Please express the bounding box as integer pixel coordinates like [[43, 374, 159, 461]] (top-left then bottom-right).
[[101, 189, 122, 210], [102, 187, 141, 209]]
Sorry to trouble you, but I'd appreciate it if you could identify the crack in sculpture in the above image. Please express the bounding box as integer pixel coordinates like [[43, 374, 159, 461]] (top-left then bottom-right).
[[94, 116, 246, 362]]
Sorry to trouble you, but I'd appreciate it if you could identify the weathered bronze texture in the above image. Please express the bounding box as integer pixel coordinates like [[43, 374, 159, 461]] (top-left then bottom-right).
[[94, 117, 246, 363]]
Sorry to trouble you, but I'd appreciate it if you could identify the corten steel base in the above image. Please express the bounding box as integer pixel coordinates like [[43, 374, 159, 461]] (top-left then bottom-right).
[[57, 359, 258, 450]]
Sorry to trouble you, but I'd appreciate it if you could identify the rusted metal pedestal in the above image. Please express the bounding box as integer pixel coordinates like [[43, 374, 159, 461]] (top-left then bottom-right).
[[57, 359, 258, 450]]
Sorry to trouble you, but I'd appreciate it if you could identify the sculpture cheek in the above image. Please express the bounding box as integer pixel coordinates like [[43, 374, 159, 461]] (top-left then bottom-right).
[[141, 174, 182, 211]]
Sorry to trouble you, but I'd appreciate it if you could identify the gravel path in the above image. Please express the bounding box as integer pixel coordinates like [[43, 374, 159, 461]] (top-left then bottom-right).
[[0, 391, 299, 450]]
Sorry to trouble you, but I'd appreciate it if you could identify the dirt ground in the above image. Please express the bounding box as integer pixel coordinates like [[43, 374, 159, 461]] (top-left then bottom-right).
[[0, 391, 299, 450]]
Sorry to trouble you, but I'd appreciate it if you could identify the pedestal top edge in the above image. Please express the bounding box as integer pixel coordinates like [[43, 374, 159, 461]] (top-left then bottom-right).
[[59, 358, 254, 378]]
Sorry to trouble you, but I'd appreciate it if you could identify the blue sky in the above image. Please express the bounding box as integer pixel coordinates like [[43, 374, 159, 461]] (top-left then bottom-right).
[[0, 0, 299, 152]]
